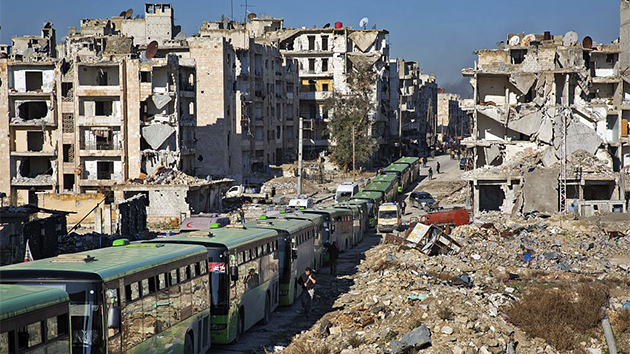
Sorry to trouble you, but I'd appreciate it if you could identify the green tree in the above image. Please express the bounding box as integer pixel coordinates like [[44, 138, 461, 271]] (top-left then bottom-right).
[[324, 68, 377, 171]]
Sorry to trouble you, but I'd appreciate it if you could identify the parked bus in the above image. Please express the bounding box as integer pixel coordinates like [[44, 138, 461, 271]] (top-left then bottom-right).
[[149, 226, 280, 344], [351, 191, 384, 229], [302, 208, 354, 252], [246, 218, 315, 306], [0, 284, 72, 354], [394, 157, 420, 183], [333, 203, 363, 247], [345, 199, 369, 242], [263, 212, 325, 271], [382, 163, 412, 192], [363, 181, 398, 203], [0, 242, 210, 354]]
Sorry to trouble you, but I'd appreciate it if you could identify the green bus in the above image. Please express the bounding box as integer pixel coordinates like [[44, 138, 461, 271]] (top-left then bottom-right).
[[370, 174, 400, 197], [345, 199, 369, 241], [394, 157, 420, 183], [0, 243, 211, 354], [333, 203, 363, 247], [148, 226, 280, 344], [382, 163, 412, 192], [351, 191, 384, 229], [246, 218, 315, 306], [1, 284, 72, 354], [303, 208, 354, 252], [363, 181, 398, 203]]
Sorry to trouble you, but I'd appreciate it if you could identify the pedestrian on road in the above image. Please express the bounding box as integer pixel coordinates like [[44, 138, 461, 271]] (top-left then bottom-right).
[[327, 241, 340, 276], [421, 157, 426, 168], [400, 200, 406, 215], [238, 208, 245, 225], [436, 161, 441, 174], [428, 167, 433, 180], [299, 267, 316, 316]]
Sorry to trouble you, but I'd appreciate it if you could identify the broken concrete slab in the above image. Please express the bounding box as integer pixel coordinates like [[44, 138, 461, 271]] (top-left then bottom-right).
[[141, 124, 175, 149], [536, 115, 554, 144], [565, 120, 603, 156], [509, 73, 537, 95], [484, 145, 502, 166], [508, 110, 542, 137], [541, 146, 559, 167], [521, 166, 559, 213], [151, 94, 172, 110], [348, 31, 379, 53]]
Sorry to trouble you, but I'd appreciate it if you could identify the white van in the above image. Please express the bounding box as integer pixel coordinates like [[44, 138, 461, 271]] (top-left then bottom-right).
[[335, 182, 359, 202], [289, 196, 313, 209]]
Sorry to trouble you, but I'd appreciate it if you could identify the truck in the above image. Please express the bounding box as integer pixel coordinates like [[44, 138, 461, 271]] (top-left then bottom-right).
[[335, 182, 359, 202], [377, 202, 401, 233], [225, 184, 272, 204], [420, 208, 470, 228]]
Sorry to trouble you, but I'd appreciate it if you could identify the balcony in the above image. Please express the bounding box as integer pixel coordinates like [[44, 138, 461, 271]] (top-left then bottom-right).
[[299, 91, 331, 101]]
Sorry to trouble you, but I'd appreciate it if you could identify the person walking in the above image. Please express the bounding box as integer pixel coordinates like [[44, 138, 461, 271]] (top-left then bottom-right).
[[238, 208, 245, 225], [436, 161, 441, 174], [300, 267, 316, 316], [400, 199, 406, 215], [428, 167, 433, 180], [327, 241, 340, 276]]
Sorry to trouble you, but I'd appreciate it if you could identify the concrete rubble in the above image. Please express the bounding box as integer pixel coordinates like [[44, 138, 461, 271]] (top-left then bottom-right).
[[280, 211, 630, 354]]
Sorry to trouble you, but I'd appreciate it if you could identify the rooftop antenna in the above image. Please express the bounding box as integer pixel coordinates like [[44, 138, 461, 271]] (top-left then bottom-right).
[[241, 0, 255, 23], [359, 17, 369, 30]]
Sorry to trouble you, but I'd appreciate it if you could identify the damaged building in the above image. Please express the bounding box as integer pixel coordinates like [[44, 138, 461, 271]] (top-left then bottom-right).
[[437, 91, 469, 140], [462, 30, 628, 217], [253, 20, 397, 162]]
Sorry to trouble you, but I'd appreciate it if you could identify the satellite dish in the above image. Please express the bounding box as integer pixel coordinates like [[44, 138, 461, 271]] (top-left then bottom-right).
[[563, 31, 579, 46], [359, 17, 369, 29], [496, 41, 506, 50], [582, 36, 593, 49], [125, 8, 133, 18], [175, 31, 187, 40], [508, 35, 520, 46], [323, 23, 331, 28], [522, 34, 536, 46], [146, 40, 158, 60], [247, 13, 257, 20]]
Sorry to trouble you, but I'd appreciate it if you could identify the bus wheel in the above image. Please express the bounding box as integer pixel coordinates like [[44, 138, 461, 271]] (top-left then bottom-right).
[[184, 332, 194, 354], [261, 293, 271, 324], [233, 309, 244, 344]]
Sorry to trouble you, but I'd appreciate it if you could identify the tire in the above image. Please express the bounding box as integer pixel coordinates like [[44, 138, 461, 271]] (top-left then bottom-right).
[[233, 309, 244, 344], [184, 333, 194, 354], [261, 293, 271, 324]]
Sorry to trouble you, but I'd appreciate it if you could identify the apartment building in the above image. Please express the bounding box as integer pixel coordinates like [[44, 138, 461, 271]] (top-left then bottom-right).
[[252, 21, 394, 161], [437, 91, 469, 139], [462, 31, 627, 216]]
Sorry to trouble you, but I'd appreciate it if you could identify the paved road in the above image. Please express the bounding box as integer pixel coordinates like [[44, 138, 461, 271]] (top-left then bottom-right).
[[211, 232, 383, 353]]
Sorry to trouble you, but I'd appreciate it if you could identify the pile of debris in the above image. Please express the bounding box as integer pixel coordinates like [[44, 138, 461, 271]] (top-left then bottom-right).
[[57, 232, 113, 254], [280, 213, 630, 354], [130, 167, 231, 186]]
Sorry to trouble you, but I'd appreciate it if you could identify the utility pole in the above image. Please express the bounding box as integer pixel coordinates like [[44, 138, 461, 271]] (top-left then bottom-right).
[[297, 117, 303, 196], [352, 125, 356, 181], [559, 74, 569, 214]]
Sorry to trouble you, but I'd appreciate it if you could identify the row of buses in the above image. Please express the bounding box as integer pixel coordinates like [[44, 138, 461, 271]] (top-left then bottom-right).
[[0, 156, 422, 354]]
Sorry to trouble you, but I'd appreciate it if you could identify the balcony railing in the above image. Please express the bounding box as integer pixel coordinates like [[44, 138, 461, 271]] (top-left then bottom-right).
[[80, 141, 121, 150]]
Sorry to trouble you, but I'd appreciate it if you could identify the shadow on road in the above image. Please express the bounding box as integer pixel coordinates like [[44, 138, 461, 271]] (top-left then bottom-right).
[[211, 233, 383, 353]]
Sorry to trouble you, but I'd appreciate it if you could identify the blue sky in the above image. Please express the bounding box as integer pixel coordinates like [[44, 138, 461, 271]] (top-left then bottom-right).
[[0, 0, 621, 96]]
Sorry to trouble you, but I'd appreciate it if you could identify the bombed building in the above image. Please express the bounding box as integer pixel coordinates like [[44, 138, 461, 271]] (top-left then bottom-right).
[[462, 30, 629, 217]]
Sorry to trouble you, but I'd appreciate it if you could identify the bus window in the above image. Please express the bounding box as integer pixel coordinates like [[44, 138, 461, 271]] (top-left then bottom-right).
[[199, 261, 208, 275], [24, 321, 43, 348], [179, 267, 189, 283], [190, 264, 197, 278], [169, 270, 178, 286], [0, 332, 9, 354], [126, 282, 140, 302], [158, 274, 167, 290]]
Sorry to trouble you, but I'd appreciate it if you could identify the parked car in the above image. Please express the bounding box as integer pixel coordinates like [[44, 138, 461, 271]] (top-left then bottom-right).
[[409, 191, 437, 211], [459, 157, 472, 170]]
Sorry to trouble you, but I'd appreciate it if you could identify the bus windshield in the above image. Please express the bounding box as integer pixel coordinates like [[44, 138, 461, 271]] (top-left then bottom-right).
[[24, 282, 103, 354], [208, 248, 229, 310], [379, 211, 397, 219]]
